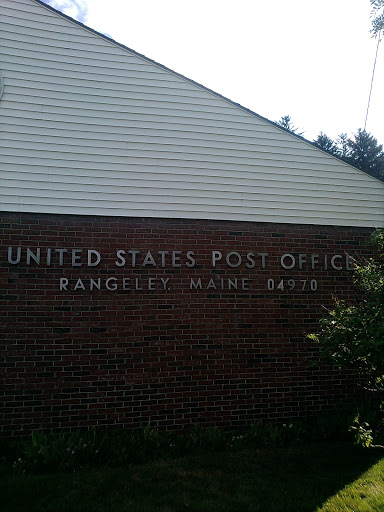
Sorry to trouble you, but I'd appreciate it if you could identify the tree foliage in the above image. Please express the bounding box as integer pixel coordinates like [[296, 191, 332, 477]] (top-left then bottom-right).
[[313, 129, 384, 181], [313, 132, 339, 154], [275, 114, 384, 181], [346, 129, 384, 179], [370, 0, 384, 38], [275, 115, 303, 136], [309, 230, 384, 390]]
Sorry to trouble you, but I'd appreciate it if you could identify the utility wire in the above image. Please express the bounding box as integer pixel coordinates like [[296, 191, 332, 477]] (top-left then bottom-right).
[[364, 31, 382, 131]]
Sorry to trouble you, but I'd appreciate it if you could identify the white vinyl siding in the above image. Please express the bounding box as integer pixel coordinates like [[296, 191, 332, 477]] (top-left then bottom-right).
[[1, 0, 383, 227]]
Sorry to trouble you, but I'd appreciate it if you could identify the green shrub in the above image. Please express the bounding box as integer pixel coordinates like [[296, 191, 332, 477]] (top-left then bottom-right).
[[2, 411, 370, 474]]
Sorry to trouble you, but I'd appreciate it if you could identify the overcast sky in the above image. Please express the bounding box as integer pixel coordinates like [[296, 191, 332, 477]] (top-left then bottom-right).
[[43, 0, 383, 144]]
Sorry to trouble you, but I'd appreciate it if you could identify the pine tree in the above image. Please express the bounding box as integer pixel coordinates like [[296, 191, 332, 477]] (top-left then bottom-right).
[[346, 129, 384, 180], [275, 115, 303, 136], [313, 132, 339, 155], [312, 129, 384, 181]]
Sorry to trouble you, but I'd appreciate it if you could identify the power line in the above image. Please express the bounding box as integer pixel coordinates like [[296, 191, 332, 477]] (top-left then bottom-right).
[[364, 31, 382, 131]]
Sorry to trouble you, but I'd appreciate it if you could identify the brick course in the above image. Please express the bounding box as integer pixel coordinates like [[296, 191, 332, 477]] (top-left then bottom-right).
[[0, 212, 375, 435]]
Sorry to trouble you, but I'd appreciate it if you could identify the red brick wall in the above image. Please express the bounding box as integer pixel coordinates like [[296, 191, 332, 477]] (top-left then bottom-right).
[[0, 212, 375, 435]]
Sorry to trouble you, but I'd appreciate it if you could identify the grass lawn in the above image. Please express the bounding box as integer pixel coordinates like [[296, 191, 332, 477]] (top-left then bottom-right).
[[2, 442, 384, 512]]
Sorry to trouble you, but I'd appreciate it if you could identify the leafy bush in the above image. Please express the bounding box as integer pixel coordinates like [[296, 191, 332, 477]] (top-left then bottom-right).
[[309, 230, 384, 446], [308, 230, 384, 390], [349, 416, 373, 448]]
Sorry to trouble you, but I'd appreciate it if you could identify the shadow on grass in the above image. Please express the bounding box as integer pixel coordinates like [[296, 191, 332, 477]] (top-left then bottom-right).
[[1, 441, 384, 512]]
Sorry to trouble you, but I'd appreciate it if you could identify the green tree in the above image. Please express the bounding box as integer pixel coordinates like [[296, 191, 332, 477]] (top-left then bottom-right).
[[313, 132, 339, 155], [309, 230, 384, 390], [275, 115, 303, 136], [312, 129, 384, 181], [370, 0, 384, 38], [336, 133, 350, 160], [346, 129, 384, 180]]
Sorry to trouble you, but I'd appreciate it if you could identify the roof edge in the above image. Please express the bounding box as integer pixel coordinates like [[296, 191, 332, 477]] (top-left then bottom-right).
[[31, 0, 384, 185]]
